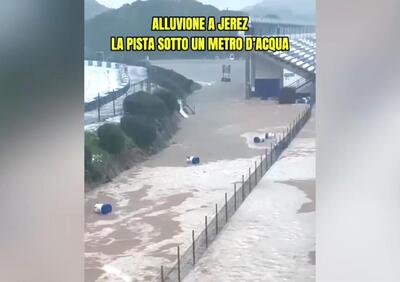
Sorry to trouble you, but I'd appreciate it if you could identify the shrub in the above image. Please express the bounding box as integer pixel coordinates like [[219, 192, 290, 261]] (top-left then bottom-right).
[[120, 114, 157, 148], [97, 123, 125, 154], [84, 131, 109, 183], [147, 65, 201, 96], [155, 89, 179, 115], [190, 80, 202, 92], [123, 92, 168, 120], [85, 145, 92, 169]]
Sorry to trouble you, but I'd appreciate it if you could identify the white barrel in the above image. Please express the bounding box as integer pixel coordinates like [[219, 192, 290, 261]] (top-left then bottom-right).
[[265, 132, 276, 139]]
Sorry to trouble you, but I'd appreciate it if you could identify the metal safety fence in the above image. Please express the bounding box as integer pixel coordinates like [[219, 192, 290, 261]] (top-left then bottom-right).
[[84, 60, 131, 113], [84, 60, 156, 125], [84, 79, 153, 125], [155, 103, 313, 282]]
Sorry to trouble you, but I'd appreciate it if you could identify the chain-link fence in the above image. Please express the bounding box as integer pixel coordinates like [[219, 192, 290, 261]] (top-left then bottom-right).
[[156, 103, 313, 282]]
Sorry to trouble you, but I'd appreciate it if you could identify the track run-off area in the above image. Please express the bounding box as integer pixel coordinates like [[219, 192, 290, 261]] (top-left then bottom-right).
[[85, 59, 312, 282]]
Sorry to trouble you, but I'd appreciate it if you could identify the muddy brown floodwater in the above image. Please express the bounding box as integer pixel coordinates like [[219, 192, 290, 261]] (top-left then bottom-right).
[[85, 59, 307, 282], [183, 107, 316, 282]]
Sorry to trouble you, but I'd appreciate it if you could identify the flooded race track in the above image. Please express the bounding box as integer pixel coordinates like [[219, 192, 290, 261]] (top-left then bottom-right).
[[184, 110, 315, 282], [85, 59, 307, 282]]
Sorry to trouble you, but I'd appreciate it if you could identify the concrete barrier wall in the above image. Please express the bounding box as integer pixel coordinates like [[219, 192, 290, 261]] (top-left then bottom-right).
[[84, 60, 132, 112], [84, 60, 120, 69]]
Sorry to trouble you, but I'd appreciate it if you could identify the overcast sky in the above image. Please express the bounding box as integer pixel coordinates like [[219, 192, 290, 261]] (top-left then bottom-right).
[[96, 0, 262, 10]]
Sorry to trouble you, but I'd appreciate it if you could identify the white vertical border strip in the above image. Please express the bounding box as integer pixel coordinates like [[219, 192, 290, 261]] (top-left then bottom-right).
[[317, 0, 400, 281]]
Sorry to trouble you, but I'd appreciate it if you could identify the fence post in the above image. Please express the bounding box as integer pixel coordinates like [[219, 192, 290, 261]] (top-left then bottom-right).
[[293, 119, 296, 135], [97, 93, 101, 122], [299, 115, 301, 130], [285, 128, 289, 148], [161, 266, 164, 282], [234, 183, 237, 211], [290, 122, 293, 140], [277, 136, 281, 153], [177, 245, 181, 282], [112, 90, 116, 116], [147, 79, 151, 92], [287, 127, 290, 143], [297, 114, 300, 130], [225, 192, 228, 223], [247, 168, 251, 194], [215, 204, 218, 234], [192, 230, 195, 265], [270, 143, 273, 163], [299, 113, 301, 126], [242, 175, 244, 193], [260, 154, 263, 175], [205, 216, 208, 248], [265, 149, 268, 170], [254, 161, 257, 185], [279, 136, 282, 154], [291, 120, 294, 135]]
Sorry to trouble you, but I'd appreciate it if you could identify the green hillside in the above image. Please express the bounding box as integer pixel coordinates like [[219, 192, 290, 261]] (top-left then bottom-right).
[[85, 0, 111, 20]]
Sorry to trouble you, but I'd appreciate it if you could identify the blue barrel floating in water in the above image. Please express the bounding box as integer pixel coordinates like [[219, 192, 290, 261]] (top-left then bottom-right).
[[186, 156, 200, 165], [254, 136, 266, 143], [94, 203, 112, 215]]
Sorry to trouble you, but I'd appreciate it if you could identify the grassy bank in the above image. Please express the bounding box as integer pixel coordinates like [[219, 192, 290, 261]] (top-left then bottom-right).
[[84, 64, 200, 189]]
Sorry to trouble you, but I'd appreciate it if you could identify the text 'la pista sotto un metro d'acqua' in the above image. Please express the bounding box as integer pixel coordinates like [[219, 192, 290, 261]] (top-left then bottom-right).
[[110, 16, 290, 52]]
